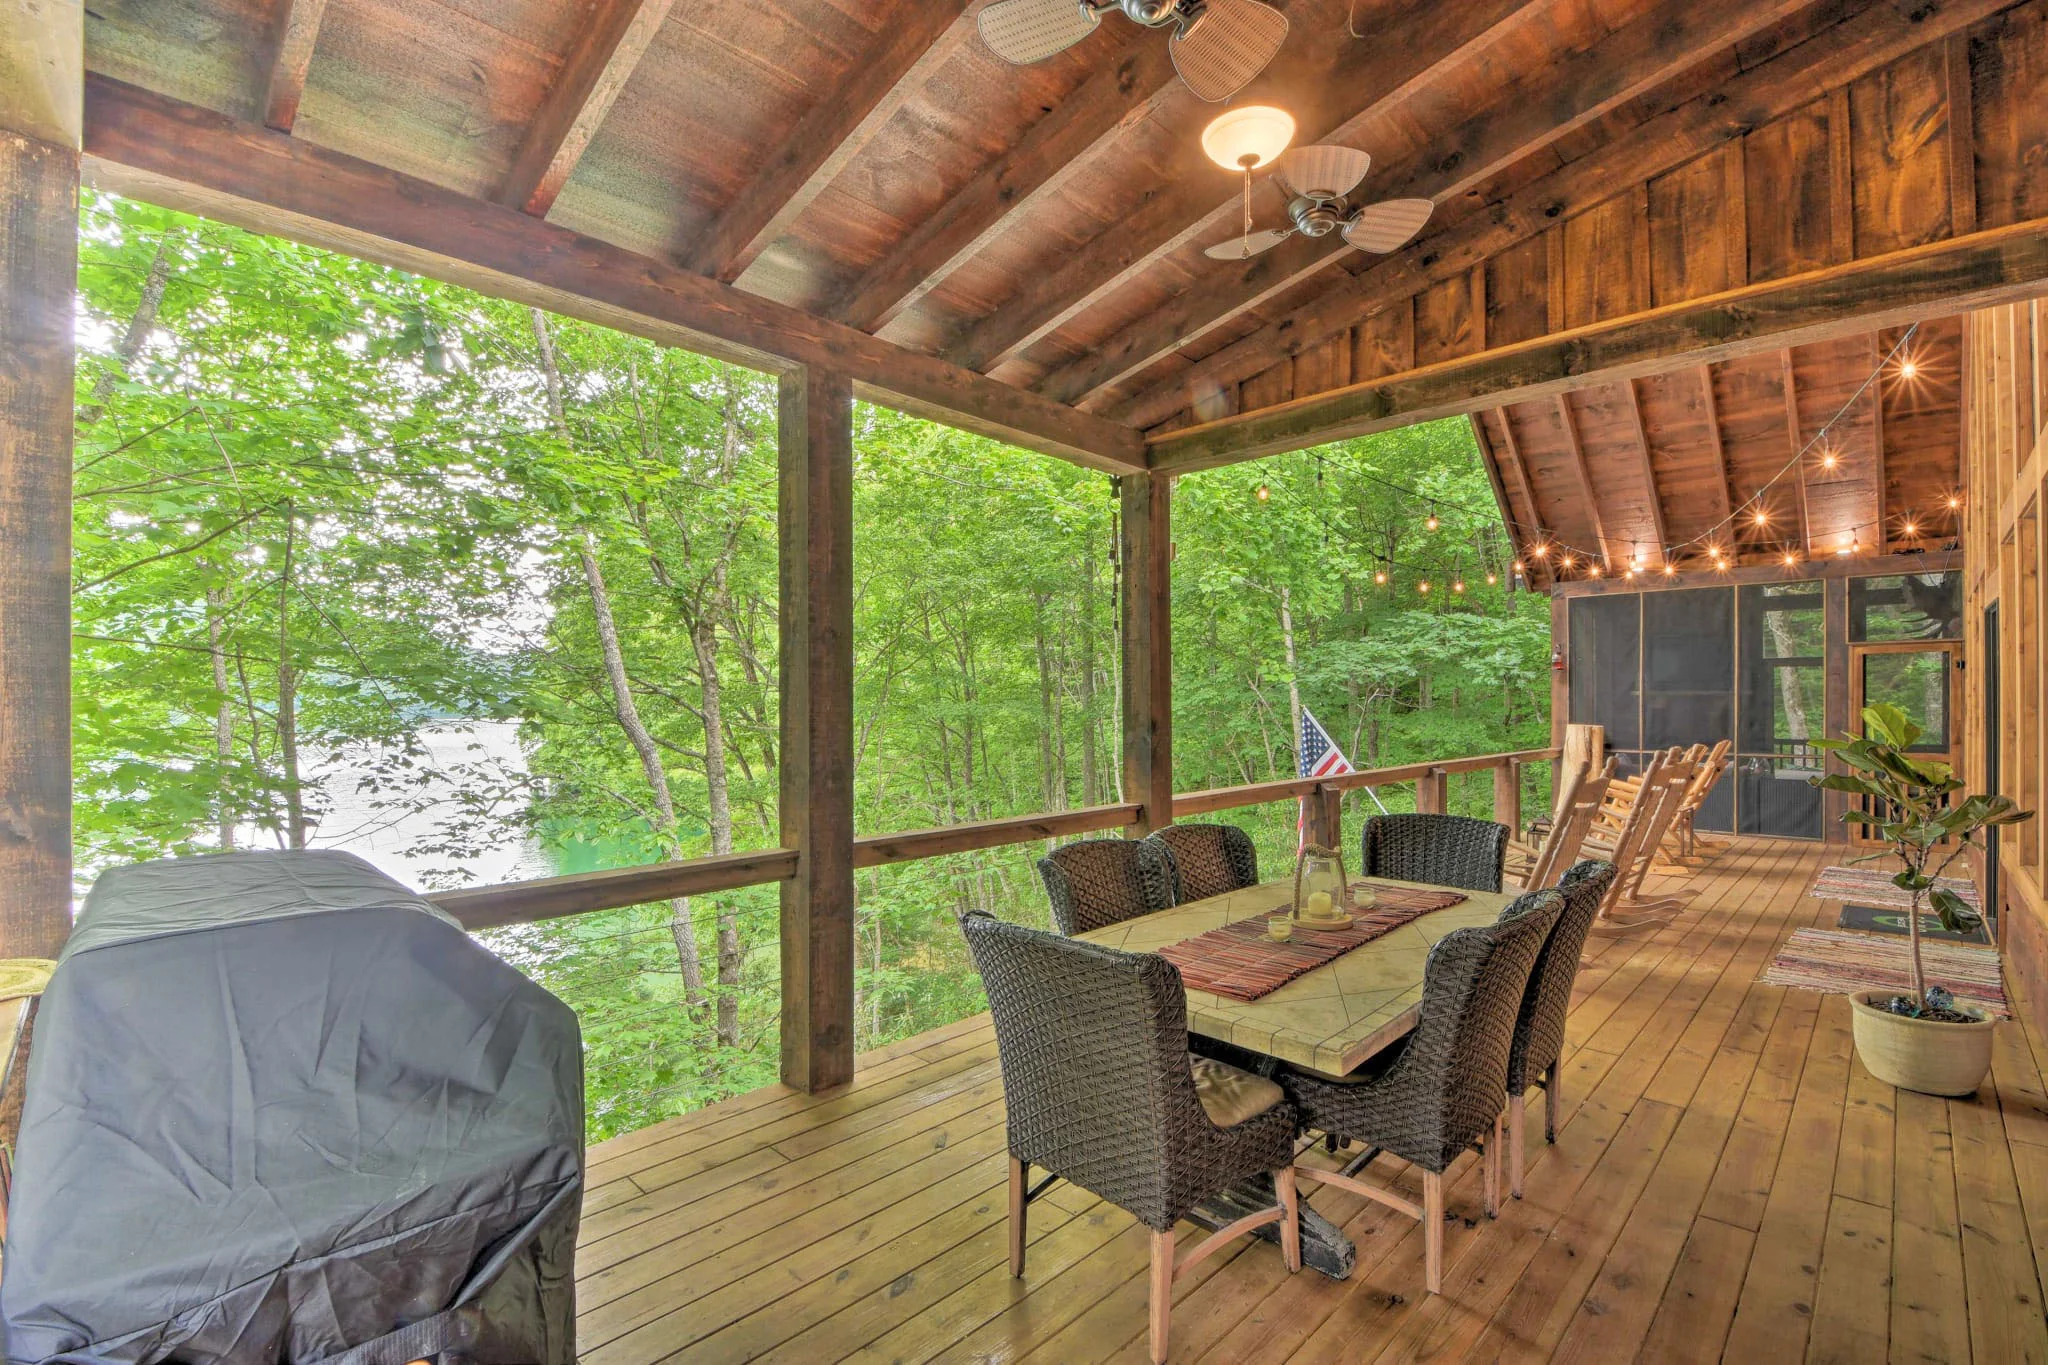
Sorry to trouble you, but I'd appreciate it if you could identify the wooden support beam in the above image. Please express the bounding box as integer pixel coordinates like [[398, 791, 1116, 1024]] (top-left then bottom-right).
[[259, 0, 329, 134], [0, 1, 80, 959], [1556, 394, 1614, 570], [1121, 472, 1172, 836], [1781, 348, 1817, 554], [1416, 769, 1449, 815], [1621, 379, 1669, 562], [686, 0, 972, 284], [830, 34, 1177, 333], [943, 0, 1542, 376], [1493, 759, 1522, 836], [1047, 0, 1814, 410], [1146, 214, 2048, 469], [1870, 332, 1889, 551], [779, 367, 856, 1093], [1119, 0, 2016, 433], [1698, 364, 1737, 528], [496, 0, 675, 217], [81, 76, 1145, 472], [1945, 33, 1978, 238]]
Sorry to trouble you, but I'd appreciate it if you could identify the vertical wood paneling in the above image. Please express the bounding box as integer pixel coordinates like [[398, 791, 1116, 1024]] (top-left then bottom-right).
[[1415, 267, 1484, 367], [1971, 3, 2048, 230], [1562, 190, 1647, 329], [1352, 303, 1415, 384], [1849, 44, 1954, 257], [1648, 146, 1738, 305], [1744, 100, 1837, 283], [1485, 233, 1550, 348]]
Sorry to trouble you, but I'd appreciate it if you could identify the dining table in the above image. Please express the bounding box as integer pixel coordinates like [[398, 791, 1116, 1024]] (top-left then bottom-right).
[[1077, 873, 1513, 1278]]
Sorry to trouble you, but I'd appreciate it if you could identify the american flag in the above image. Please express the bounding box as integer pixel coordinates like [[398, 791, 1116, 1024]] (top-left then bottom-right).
[[1297, 708, 1354, 851]]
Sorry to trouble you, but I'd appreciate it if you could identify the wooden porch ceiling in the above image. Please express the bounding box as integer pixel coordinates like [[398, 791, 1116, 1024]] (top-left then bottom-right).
[[1472, 318, 1967, 583], [72, 0, 2048, 471]]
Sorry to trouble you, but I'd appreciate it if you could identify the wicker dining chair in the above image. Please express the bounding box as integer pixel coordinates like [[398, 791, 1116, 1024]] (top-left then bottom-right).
[[1145, 823, 1260, 904], [1036, 837, 1177, 936], [960, 912, 1301, 1363], [1360, 812, 1510, 894], [1278, 887, 1564, 1294], [1503, 859, 1616, 1198]]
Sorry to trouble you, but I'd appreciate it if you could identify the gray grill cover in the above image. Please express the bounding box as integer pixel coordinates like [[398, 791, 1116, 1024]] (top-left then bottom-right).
[[1, 851, 583, 1364]]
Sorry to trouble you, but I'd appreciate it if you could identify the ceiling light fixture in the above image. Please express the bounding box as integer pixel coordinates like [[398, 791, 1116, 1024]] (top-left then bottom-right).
[[1205, 105, 1295, 259]]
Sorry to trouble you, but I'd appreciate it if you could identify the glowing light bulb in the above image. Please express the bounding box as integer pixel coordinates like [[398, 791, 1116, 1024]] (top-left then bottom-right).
[[1783, 550, 1799, 567], [1425, 513, 1440, 531], [1903, 521, 1918, 537], [1418, 580, 1431, 594], [1559, 555, 1575, 570], [1624, 567, 1636, 580], [1588, 563, 1602, 578], [1374, 568, 1388, 585], [1485, 571, 1498, 585], [1512, 560, 1526, 573], [1532, 544, 1550, 560], [1452, 579, 1465, 594], [1255, 484, 1270, 502], [1753, 507, 1769, 526], [1947, 494, 1963, 510], [1662, 562, 1677, 577], [1820, 449, 1840, 472], [1900, 358, 1919, 380]]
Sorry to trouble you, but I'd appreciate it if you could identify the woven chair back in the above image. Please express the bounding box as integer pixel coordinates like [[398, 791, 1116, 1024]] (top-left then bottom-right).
[[1360, 813, 1510, 894], [1036, 837, 1176, 935], [1145, 824, 1260, 904], [1506, 860, 1617, 1092], [960, 912, 1207, 1229]]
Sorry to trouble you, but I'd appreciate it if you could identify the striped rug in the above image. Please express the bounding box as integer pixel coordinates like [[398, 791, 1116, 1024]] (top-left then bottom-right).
[[1159, 883, 1467, 1003], [1759, 927, 2008, 1017], [1808, 864, 1981, 911]]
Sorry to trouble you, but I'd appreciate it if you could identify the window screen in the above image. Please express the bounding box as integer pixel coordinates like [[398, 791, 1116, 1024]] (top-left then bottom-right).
[[1569, 595, 1640, 749], [1850, 571, 1961, 641], [1642, 588, 1733, 749], [1738, 581, 1824, 759]]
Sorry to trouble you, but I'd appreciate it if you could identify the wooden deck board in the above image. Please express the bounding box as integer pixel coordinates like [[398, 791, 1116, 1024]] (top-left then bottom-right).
[[573, 839, 2048, 1363]]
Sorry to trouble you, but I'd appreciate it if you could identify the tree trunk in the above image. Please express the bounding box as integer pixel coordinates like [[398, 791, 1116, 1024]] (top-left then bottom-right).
[[208, 585, 235, 850], [532, 309, 706, 1005], [82, 228, 179, 424], [275, 512, 308, 849], [692, 604, 739, 1043], [1764, 611, 1813, 741], [1280, 584, 1302, 771], [1034, 592, 1060, 810]]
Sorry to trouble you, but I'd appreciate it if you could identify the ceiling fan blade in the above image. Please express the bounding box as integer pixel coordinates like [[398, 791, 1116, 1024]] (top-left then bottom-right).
[[1342, 198, 1434, 253], [1274, 145, 1372, 201], [978, 0, 1101, 65], [1204, 227, 1295, 260], [1170, 0, 1288, 102]]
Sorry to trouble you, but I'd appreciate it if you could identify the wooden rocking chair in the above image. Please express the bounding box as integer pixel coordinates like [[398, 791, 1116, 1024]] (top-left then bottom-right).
[[1588, 747, 1699, 936], [1507, 758, 1615, 890], [1662, 739, 1733, 867]]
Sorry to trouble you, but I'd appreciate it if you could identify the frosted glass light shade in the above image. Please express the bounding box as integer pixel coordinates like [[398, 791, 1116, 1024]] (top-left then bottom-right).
[[1202, 105, 1295, 171]]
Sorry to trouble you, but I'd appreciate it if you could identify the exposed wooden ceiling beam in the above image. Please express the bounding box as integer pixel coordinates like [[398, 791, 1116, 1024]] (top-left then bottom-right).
[[830, 33, 1175, 333], [684, 0, 973, 284], [1118, 0, 2011, 433], [1697, 365, 1736, 529], [497, 0, 676, 217], [1869, 332, 1890, 551], [1555, 395, 1615, 569], [259, 0, 329, 134], [1144, 214, 2048, 470], [81, 75, 1144, 472], [1472, 410, 1550, 586], [1620, 380, 1669, 563], [940, 0, 1543, 376], [1047, 0, 1813, 411], [1780, 349, 1816, 555]]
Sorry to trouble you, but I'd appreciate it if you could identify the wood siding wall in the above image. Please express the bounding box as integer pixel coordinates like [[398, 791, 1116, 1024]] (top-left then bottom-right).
[[1163, 2, 2048, 442], [1962, 296, 2048, 1015]]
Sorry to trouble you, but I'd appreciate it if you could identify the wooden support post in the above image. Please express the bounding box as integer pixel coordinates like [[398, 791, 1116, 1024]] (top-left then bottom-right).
[[1416, 768, 1449, 815], [1310, 782, 1343, 851], [778, 367, 855, 1092], [1493, 759, 1522, 835], [1121, 473, 1172, 835], [0, 1, 82, 959]]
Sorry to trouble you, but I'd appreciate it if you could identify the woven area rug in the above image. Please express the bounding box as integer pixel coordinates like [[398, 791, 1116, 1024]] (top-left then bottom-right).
[[1759, 927, 2008, 1017], [1808, 863, 1980, 910], [1158, 882, 1467, 1004]]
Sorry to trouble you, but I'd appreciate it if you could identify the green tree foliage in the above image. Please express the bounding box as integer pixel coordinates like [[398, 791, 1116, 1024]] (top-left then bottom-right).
[[71, 192, 1550, 1137]]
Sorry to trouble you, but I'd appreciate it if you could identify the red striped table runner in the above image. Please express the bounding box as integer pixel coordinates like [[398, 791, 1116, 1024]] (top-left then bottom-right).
[[1157, 882, 1468, 1003]]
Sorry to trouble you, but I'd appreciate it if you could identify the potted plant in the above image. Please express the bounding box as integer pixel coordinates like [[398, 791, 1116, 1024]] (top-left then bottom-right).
[[1811, 702, 2032, 1096]]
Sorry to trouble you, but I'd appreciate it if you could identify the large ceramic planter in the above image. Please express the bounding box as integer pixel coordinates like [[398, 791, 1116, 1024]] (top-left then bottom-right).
[[1848, 990, 1996, 1096]]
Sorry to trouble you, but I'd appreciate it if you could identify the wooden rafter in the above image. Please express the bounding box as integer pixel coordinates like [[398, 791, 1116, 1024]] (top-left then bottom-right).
[[1697, 364, 1736, 529], [1555, 395, 1613, 568], [941, 0, 1542, 376], [1045, 0, 1815, 410], [497, 0, 676, 218], [831, 34, 1177, 334], [259, 0, 329, 134], [1781, 349, 1817, 555], [684, 0, 972, 284], [1143, 215, 2048, 470], [81, 75, 1144, 472], [1620, 380, 1670, 563], [1870, 331, 1889, 550], [1117, 0, 2014, 432], [1471, 411, 1549, 587]]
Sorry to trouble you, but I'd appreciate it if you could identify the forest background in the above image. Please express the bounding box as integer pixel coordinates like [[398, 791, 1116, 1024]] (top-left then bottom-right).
[[71, 193, 1554, 1138]]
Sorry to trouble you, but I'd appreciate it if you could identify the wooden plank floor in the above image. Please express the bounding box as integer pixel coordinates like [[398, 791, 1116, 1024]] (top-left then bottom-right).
[[574, 840, 2048, 1364]]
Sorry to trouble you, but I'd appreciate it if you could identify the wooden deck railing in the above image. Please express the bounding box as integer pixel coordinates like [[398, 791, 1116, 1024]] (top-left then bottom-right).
[[428, 747, 1560, 931]]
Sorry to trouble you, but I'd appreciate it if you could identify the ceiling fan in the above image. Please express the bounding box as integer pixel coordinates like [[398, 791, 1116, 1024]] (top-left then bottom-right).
[[1203, 144, 1434, 260], [977, 0, 1289, 104]]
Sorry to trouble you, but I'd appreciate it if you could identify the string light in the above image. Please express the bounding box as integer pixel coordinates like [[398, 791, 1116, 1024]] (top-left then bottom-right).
[[1559, 555, 1575, 570], [1425, 510, 1440, 531], [1452, 577, 1466, 594], [1374, 567, 1388, 585], [1587, 562, 1602, 578], [1783, 549, 1799, 567], [1902, 520, 1919, 538], [1662, 561, 1677, 577], [1485, 570, 1498, 585], [1947, 493, 1963, 510], [1819, 446, 1840, 472], [1532, 544, 1550, 560], [1752, 507, 1770, 527], [1255, 483, 1270, 502], [1418, 580, 1431, 594], [1512, 559, 1526, 573], [1899, 358, 1920, 380]]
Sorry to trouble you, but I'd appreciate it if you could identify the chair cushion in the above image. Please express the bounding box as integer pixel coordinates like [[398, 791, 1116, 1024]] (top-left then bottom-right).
[[1190, 1057, 1286, 1127]]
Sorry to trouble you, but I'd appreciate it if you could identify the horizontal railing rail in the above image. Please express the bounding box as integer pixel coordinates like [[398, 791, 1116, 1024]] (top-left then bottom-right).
[[429, 749, 1559, 930]]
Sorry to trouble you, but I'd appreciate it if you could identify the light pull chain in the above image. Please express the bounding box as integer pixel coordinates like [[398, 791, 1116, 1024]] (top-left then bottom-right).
[[1240, 167, 1254, 259]]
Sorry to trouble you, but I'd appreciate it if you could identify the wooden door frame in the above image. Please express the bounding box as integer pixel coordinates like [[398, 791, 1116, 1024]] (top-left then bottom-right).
[[1848, 639, 1965, 843]]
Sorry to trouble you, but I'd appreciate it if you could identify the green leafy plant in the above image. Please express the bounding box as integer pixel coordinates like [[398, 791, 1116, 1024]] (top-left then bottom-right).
[[1811, 702, 2031, 1018]]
